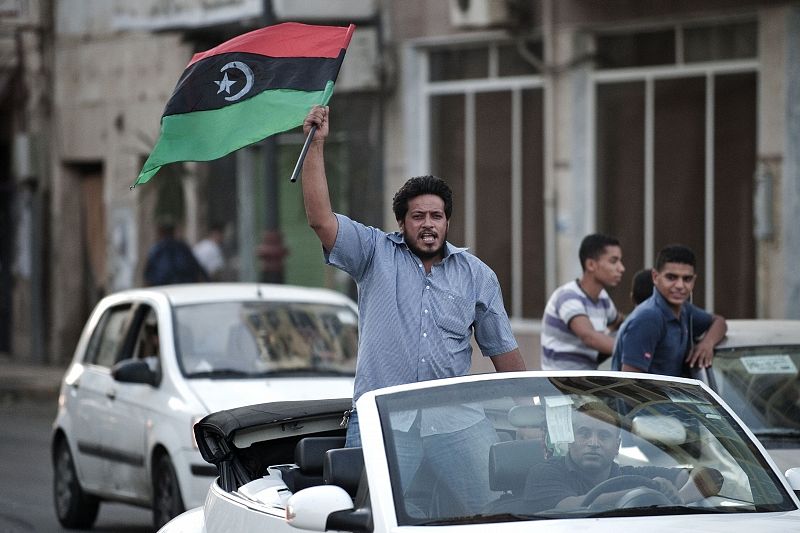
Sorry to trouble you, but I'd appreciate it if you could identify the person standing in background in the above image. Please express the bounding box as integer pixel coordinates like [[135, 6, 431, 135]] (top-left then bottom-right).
[[540, 234, 625, 370], [608, 269, 654, 372], [193, 223, 226, 281], [630, 268, 655, 307], [144, 221, 208, 286], [612, 244, 727, 376]]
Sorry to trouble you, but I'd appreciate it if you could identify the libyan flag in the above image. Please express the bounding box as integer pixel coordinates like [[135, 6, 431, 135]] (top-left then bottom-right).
[[132, 22, 356, 187]]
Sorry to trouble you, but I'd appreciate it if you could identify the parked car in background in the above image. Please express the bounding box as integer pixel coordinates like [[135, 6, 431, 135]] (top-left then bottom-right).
[[160, 371, 800, 533], [706, 319, 800, 474], [51, 283, 358, 530]]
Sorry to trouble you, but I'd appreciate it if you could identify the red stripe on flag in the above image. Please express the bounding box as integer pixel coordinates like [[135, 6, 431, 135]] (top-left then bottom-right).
[[188, 22, 355, 67]]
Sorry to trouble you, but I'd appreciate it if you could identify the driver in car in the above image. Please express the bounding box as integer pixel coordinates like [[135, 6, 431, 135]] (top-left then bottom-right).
[[522, 402, 723, 511]]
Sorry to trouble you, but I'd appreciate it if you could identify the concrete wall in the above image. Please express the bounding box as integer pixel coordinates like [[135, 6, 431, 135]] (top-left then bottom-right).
[[757, 6, 788, 318], [49, 30, 193, 360], [784, 5, 800, 318]]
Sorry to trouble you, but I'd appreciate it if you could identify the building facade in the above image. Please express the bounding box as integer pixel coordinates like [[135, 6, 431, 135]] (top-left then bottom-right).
[[2, 0, 799, 371]]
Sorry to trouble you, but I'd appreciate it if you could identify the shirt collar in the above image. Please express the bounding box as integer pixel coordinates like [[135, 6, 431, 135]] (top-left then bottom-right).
[[652, 289, 685, 322]]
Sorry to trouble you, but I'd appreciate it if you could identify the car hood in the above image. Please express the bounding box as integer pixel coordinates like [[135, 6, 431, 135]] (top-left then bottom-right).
[[186, 376, 354, 413]]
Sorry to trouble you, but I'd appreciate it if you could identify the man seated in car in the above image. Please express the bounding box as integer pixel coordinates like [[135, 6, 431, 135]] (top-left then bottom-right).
[[522, 402, 723, 511]]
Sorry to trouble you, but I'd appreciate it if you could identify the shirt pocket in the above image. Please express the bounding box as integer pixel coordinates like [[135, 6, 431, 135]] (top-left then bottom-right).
[[432, 290, 474, 339]]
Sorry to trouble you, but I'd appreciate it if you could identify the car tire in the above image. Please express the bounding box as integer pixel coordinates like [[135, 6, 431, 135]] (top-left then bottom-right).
[[53, 438, 100, 529], [152, 453, 186, 529]]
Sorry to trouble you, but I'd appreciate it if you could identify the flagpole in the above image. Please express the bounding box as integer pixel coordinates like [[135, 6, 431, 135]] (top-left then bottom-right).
[[289, 125, 317, 182]]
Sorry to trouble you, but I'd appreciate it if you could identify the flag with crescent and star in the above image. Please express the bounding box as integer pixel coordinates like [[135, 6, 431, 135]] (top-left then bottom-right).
[[132, 22, 356, 187]]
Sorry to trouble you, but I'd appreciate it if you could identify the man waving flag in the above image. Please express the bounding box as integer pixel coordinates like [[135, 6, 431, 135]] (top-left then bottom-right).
[[132, 22, 355, 187]]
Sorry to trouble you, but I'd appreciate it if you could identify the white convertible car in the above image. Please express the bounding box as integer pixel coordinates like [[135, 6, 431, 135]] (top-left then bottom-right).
[[159, 372, 800, 532]]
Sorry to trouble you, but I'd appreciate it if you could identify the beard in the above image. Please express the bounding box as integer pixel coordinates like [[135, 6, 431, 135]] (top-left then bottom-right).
[[404, 228, 447, 261]]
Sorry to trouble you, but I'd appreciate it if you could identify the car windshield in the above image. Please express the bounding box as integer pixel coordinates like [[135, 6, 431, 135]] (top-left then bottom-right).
[[374, 375, 796, 525], [173, 301, 358, 377], [712, 345, 800, 437]]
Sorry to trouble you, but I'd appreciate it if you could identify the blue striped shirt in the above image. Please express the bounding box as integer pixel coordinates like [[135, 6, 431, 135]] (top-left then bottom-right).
[[540, 280, 618, 370], [326, 214, 518, 401]]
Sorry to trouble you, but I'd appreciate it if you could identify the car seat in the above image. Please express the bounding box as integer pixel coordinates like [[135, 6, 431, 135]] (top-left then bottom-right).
[[323, 447, 364, 497], [482, 439, 547, 514], [277, 436, 347, 493]]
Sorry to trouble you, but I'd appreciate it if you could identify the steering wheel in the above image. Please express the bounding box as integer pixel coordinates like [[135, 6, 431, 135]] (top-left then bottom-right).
[[580, 475, 681, 508]]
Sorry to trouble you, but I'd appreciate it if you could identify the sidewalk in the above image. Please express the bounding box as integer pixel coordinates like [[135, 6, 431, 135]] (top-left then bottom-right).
[[0, 354, 66, 405]]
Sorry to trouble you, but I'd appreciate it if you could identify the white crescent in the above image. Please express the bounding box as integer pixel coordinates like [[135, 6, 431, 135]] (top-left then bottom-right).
[[220, 61, 254, 102]]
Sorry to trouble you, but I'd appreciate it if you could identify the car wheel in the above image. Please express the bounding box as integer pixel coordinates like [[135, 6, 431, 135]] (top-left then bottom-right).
[[53, 438, 100, 529], [152, 453, 186, 529]]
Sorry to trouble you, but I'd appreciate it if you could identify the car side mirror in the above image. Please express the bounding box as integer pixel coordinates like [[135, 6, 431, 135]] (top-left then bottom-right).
[[111, 358, 158, 386], [785, 467, 800, 499], [287, 485, 370, 532]]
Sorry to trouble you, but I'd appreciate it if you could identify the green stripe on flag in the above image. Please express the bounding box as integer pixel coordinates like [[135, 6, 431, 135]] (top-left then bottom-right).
[[134, 81, 334, 187]]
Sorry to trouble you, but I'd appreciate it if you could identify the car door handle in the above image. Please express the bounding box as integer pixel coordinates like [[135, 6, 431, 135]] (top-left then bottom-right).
[[106, 388, 117, 400]]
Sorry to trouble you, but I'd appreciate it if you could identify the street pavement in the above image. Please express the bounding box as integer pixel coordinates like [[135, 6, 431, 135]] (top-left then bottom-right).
[[0, 353, 66, 406]]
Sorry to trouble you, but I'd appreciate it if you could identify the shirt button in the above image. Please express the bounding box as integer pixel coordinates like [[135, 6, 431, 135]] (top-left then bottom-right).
[[419, 264, 423, 268], [424, 309, 428, 314], [426, 286, 430, 290], [421, 358, 426, 362], [423, 332, 427, 337]]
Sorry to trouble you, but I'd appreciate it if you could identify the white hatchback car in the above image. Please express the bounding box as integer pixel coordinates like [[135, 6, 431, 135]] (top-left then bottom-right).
[[51, 283, 358, 529], [161, 371, 800, 533]]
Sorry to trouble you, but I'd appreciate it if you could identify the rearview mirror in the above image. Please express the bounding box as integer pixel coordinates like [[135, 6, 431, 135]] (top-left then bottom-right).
[[631, 415, 687, 445]]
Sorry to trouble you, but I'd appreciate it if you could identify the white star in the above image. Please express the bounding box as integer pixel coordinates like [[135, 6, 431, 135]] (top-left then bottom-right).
[[214, 73, 236, 94]]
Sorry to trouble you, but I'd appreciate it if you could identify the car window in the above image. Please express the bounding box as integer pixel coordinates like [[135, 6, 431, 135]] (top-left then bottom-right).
[[84, 304, 133, 368], [173, 301, 358, 377], [129, 306, 159, 360], [374, 376, 796, 525], [712, 345, 800, 434]]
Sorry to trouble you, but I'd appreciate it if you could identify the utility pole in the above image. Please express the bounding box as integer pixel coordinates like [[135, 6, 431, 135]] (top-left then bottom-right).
[[256, 0, 288, 283]]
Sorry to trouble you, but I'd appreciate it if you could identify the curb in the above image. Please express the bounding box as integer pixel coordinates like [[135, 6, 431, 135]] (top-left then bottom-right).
[[0, 361, 65, 406]]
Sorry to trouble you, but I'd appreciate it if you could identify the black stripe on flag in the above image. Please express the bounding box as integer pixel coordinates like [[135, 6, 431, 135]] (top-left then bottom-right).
[[163, 50, 345, 117]]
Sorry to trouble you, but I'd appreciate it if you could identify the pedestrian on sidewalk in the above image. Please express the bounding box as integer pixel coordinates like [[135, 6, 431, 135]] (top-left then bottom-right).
[[540, 234, 625, 370]]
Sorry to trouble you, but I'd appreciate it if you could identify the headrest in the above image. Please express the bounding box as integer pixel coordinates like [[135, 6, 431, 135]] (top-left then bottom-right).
[[508, 405, 545, 427], [295, 436, 346, 474], [488, 439, 545, 493], [324, 447, 364, 496]]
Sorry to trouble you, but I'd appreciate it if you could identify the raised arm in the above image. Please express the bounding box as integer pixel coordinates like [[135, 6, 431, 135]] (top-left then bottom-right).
[[301, 105, 339, 252]]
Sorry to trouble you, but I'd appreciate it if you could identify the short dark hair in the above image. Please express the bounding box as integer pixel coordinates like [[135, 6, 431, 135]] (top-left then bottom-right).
[[578, 234, 620, 271], [392, 175, 453, 222], [631, 269, 654, 305], [655, 244, 696, 271]]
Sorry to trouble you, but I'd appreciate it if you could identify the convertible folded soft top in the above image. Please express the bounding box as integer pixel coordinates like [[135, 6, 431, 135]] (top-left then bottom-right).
[[194, 398, 352, 491]]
